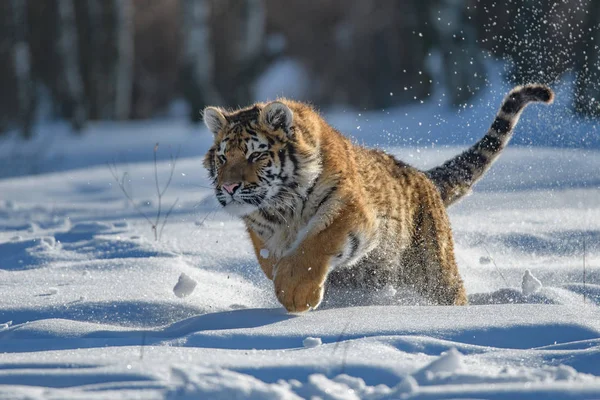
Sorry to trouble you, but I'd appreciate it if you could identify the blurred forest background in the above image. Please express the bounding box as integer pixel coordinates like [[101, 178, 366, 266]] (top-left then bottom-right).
[[1, 0, 599, 138]]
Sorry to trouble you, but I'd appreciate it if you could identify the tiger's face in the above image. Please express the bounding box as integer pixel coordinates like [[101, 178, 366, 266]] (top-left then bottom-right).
[[203, 102, 301, 216]]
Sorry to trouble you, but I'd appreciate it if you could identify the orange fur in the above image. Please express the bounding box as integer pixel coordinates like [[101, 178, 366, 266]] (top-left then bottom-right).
[[203, 85, 553, 312]]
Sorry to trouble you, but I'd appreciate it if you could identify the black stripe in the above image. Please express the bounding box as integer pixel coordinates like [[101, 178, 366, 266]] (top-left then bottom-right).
[[524, 86, 551, 102], [279, 149, 286, 171], [301, 179, 318, 215], [304, 179, 317, 199], [228, 107, 259, 124], [208, 149, 216, 178], [491, 117, 511, 134], [244, 216, 275, 235], [245, 127, 258, 137], [501, 96, 522, 114], [462, 149, 488, 166], [287, 144, 298, 176], [477, 135, 504, 152], [242, 193, 265, 205], [316, 186, 337, 210], [299, 126, 317, 147], [348, 233, 360, 259], [260, 208, 281, 224]]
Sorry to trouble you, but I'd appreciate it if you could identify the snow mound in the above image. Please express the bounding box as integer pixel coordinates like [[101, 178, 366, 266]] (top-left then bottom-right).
[[166, 366, 299, 400], [173, 273, 198, 298], [302, 374, 363, 400], [522, 269, 543, 296], [302, 337, 322, 348], [392, 375, 419, 396], [414, 348, 465, 383]]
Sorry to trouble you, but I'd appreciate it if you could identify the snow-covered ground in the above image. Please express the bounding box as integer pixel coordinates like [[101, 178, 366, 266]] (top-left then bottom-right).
[[1, 85, 599, 398]]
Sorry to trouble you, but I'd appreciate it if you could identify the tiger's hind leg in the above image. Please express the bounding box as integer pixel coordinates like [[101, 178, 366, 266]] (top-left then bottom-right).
[[404, 189, 468, 306]]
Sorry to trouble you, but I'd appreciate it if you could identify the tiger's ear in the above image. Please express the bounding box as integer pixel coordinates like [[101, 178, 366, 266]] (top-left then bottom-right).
[[203, 107, 227, 136], [260, 101, 293, 134]]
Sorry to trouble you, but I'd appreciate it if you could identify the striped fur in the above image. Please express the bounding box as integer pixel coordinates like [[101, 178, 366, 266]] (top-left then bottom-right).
[[427, 84, 554, 206], [202, 85, 553, 312]]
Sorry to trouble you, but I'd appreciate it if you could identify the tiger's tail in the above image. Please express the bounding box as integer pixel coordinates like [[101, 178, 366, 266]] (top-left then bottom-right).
[[426, 84, 554, 207]]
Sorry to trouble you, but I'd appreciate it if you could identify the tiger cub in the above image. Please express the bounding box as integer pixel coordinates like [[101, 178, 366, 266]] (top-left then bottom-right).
[[203, 84, 554, 312]]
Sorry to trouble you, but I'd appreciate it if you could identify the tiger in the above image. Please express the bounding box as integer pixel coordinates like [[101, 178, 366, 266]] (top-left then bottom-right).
[[202, 84, 554, 312]]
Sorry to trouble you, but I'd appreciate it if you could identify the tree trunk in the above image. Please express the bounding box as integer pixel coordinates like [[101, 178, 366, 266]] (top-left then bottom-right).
[[85, 0, 104, 120], [56, 0, 86, 131], [181, 0, 222, 122], [10, 0, 35, 138], [113, 0, 134, 120]]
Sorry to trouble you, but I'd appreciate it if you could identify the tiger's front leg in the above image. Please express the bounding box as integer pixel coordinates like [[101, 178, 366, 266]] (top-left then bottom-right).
[[273, 250, 328, 313], [273, 206, 371, 312]]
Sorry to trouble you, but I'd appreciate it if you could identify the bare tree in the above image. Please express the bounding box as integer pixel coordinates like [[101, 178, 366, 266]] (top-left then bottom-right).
[[10, 0, 35, 138], [85, 0, 106, 119], [56, 0, 86, 131], [108, 144, 179, 241]]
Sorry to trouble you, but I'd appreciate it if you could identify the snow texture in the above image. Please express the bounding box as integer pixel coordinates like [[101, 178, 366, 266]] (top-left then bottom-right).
[[0, 67, 599, 398]]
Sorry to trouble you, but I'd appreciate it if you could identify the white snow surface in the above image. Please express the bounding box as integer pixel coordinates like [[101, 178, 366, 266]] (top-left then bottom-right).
[[1, 83, 600, 398]]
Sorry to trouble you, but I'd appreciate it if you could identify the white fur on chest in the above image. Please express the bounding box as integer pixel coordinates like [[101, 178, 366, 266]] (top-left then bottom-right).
[[264, 219, 304, 259]]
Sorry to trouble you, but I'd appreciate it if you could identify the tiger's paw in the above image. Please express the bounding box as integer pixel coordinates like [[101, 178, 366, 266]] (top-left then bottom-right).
[[274, 263, 324, 313]]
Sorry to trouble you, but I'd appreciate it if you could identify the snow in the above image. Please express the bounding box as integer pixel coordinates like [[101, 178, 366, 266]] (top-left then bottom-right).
[[0, 77, 599, 398], [522, 269, 543, 296], [260, 248, 270, 259], [173, 272, 198, 298], [302, 337, 322, 348]]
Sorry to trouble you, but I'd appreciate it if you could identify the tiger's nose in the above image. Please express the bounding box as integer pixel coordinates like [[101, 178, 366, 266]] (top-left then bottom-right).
[[222, 182, 241, 195]]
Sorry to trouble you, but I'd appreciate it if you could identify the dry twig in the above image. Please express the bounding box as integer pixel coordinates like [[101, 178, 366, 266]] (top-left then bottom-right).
[[108, 143, 180, 241]]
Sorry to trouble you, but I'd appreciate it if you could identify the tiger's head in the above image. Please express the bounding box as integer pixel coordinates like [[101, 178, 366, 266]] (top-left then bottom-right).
[[203, 100, 321, 216]]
